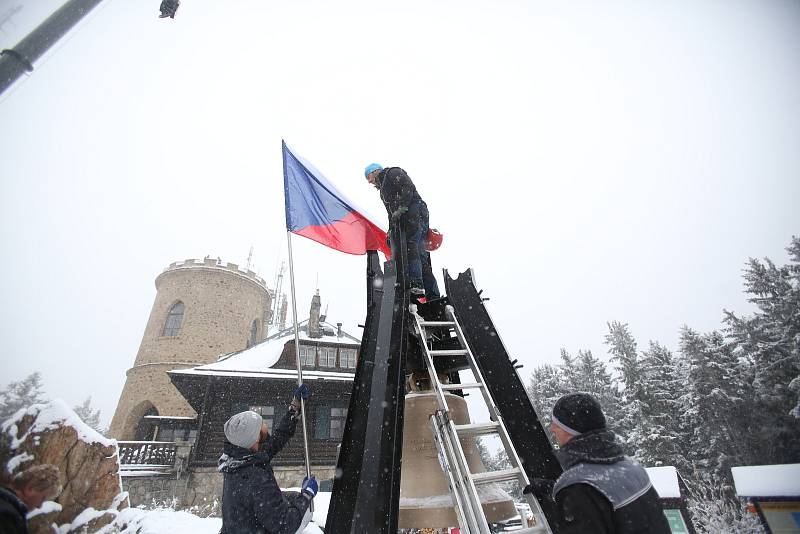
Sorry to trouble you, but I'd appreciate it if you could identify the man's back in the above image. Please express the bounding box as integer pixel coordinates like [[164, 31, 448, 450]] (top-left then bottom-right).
[[552, 429, 671, 534], [558, 482, 670, 534]]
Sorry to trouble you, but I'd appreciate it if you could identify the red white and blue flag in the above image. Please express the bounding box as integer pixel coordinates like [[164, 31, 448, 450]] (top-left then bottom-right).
[[282, 141, 391, 258]]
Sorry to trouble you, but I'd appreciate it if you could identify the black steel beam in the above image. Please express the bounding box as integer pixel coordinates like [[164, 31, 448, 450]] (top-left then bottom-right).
[[326, 251, 383, 531], [327, 222, 410, 533]]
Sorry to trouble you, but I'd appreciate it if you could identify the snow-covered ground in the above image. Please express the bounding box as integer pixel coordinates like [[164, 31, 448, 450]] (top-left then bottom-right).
[[108, 492, 330, 533]]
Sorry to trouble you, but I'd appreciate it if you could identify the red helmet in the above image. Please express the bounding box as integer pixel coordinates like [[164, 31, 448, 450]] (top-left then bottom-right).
[[426, 228, 443, 251]]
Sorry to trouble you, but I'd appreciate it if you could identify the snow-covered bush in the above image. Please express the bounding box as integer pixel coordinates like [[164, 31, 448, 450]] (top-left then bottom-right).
[[686, 474, 764, 534]]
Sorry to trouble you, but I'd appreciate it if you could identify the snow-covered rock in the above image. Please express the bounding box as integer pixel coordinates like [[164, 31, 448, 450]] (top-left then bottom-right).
[[1, 399, 127, 533]]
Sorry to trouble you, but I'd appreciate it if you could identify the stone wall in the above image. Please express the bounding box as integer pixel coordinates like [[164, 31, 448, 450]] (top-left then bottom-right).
[[123, 465, 336, 509], [109, 259, 272, 439]]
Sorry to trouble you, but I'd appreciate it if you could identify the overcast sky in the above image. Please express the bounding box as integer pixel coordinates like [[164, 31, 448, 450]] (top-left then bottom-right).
[[1, 0, 798, 427]]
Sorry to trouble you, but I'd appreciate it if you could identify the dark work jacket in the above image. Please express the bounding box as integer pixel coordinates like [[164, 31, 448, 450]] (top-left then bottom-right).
[[0, 486, 29, 534], [376, 167, 424, 217], [552, 430, 671, 534], [218, 409, 310, 534]]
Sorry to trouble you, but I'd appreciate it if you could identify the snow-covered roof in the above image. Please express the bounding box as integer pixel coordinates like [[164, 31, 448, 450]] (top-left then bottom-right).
[[170, 319, 360, 379], [732, 464, 800, 497], [645, 466, 681, 499]]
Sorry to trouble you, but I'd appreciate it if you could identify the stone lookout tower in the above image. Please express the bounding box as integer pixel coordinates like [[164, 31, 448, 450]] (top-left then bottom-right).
[[109, 258, 279, 439]]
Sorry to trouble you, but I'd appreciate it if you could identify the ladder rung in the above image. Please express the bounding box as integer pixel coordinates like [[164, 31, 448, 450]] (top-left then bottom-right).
[[471, 467, 523, 485], [512, 527, 548, 534], [420, 321, 455, 327], [430, 349, 469, 357], [441, 382, 483, 391], [453, 421, 500, 437]]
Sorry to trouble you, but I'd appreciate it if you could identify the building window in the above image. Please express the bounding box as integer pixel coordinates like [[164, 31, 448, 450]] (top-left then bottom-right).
[[162, 302, 185, 337], [299, 345, 315, 368], [320, 347, 336, 367], [249, 405, 275, 432], [247, 319, 259, 348], [330, 407, 347, 440], [314, 406, 348, 440], [340, 349, 357, 369]]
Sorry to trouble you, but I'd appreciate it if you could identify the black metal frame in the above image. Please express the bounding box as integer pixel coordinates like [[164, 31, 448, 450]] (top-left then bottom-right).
[[327, 222, 410, 533]]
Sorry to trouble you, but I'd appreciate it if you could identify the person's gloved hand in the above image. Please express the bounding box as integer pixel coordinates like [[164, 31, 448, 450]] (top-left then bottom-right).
[[391, 206, 408, 220], [301, 475, 318, 500], [293, 383, 310, 400], [523, 478, 555, 502], [290, 384, 310, 416]]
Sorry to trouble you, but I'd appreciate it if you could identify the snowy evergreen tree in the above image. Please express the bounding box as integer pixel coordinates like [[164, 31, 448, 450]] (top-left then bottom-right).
[[475, 437, 492, 467], [527, 362, 564, 427], [74, 396, 103, 433], [637, 341, 687, 468], [604, 321, 647, 451], [0, 372, 47, 422], [686, 472, 765, 534], [678, 327, 750, 477], [527, 349, 621, 443], [572, 349, 621, 430], [722, 235, 800, 465]]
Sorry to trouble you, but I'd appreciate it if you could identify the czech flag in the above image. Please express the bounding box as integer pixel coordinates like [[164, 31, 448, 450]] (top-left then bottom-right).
[[283, 141, 391, 258]]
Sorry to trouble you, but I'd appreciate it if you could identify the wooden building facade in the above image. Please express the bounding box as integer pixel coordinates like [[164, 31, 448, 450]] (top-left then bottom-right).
[[169, 318, 360, 468]]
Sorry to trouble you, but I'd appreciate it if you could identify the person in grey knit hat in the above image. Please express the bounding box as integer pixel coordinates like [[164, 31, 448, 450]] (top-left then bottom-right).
[[219, 384, 318, 534], [525, 393, 670, 534], [224, 410, 264, 449]]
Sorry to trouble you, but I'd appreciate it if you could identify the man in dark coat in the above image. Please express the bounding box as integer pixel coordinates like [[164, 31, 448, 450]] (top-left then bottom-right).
[[365, 163, 440, 299], [526, 393, 671, 534], [219, 384, 318, 534], [0, 464, 62, 534]]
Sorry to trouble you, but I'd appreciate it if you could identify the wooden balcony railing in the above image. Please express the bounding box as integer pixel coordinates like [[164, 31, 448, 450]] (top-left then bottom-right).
[[118, 441, 178, 467]]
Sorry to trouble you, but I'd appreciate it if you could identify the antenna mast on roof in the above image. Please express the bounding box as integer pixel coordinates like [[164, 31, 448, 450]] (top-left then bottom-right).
[[270, 261, 286, 328], [246, 245, 254, 270]]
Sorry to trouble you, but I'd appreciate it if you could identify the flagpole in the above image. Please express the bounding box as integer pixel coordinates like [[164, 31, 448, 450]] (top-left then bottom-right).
[[286, 230, 313, 509]]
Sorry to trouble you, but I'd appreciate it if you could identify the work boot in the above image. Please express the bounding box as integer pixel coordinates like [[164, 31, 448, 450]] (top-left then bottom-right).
[[409, 282, 425, 298], [410, 287, 426, 305]]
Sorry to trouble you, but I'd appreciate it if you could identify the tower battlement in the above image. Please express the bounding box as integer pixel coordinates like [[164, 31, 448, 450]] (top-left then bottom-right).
[[159, 258, 267, 288]]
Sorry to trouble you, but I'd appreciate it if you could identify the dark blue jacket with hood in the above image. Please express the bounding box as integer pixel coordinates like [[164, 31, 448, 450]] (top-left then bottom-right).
[[218, 409, 310, 534]]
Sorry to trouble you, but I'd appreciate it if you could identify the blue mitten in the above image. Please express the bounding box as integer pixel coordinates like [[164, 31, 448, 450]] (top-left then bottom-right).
[[301, 475, 318, 499], [293, 383, 310, 400]]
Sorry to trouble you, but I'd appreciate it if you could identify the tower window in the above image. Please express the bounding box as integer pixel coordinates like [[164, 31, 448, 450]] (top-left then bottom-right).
[[247, 319, 259, 348], [162, 302, 184, 337]]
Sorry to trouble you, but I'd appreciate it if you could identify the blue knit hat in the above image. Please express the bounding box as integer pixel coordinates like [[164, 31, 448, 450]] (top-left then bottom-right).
[[364, 163, 383, 177]]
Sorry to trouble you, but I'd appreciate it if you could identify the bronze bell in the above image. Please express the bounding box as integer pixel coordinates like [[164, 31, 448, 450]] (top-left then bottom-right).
[[398, 389, 518, 529]]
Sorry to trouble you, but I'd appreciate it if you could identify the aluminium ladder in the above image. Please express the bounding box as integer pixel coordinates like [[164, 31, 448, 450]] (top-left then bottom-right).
[[410, 303, 554, 534]]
